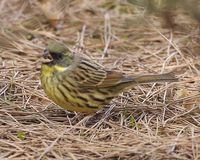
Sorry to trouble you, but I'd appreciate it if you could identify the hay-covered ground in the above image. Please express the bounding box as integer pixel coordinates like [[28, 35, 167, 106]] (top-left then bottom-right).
[[0, 0, 200, 159]]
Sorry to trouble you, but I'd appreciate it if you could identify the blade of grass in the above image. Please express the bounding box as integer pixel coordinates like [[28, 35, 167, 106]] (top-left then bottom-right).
[[9, 55, 14, 101], [131, 115, 140, 130]]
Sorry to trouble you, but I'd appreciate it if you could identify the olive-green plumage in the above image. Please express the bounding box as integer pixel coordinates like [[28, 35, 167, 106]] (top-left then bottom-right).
[[40, 42, 178, 113]]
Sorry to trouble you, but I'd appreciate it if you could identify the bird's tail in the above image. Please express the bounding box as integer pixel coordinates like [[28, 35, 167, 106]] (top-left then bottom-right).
[[134, 72, 179, 84]]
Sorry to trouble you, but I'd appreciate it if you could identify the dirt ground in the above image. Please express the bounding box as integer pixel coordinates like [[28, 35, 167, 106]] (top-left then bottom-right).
[[0, 0, 200, 159]]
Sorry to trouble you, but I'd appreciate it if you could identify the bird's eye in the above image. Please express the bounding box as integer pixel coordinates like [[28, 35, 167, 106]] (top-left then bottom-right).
[[58, 53, 63, 59]]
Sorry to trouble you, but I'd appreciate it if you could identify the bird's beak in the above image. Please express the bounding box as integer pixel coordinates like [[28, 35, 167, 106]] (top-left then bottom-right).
[[42, 50, 50, 57], [42, 50, 53, 61]]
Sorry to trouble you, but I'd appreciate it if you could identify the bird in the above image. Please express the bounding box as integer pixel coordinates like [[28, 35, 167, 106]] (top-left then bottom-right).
[[40, 42, 179, 113]]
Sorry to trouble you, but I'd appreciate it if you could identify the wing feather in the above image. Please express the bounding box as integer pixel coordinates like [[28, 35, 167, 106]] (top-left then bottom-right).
[[71, 59, 131, 88]]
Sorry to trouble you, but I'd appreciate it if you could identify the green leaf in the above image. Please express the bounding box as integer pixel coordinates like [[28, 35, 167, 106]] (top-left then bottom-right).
[[17, 132, 26, 140], [131, 115, 140, 129], [26, 35, 33, 40]]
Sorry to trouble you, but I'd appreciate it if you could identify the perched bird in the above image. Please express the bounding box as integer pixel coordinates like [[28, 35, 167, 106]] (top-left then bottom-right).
[[40, 42, 178, 113]]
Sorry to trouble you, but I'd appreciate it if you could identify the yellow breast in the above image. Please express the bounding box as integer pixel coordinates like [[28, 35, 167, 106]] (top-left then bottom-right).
[[40, 64, 107, 113]]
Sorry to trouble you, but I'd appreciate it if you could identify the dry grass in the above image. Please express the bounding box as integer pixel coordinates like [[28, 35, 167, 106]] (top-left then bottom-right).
[[0, 0, 200, 159]]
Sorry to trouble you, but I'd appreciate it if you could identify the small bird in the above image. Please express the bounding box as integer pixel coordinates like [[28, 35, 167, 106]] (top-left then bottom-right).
[[40, 42, 178, 113]]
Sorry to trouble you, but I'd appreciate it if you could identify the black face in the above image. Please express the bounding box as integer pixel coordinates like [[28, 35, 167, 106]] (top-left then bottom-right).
[[50, 51, 63, 61], [42, 49, 64, 64], [42, 42, 74, 67]]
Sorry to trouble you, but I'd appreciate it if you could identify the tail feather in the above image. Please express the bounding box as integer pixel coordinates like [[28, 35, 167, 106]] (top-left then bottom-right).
[[134, 72, 179, 84]]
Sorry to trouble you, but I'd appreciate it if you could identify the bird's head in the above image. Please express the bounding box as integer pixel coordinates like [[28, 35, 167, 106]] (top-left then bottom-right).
[[42, 42, 74, 66]]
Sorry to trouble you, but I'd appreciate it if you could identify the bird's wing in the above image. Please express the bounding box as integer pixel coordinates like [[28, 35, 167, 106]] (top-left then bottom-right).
[[72, 59, 130, 88]]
